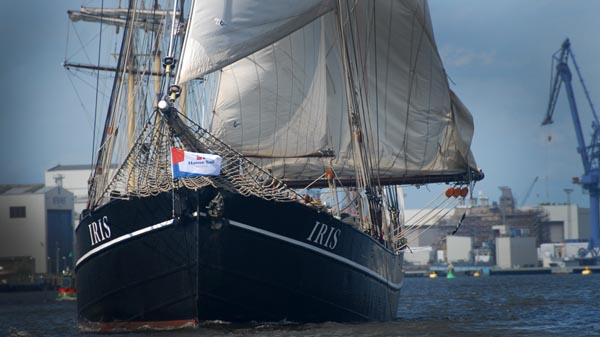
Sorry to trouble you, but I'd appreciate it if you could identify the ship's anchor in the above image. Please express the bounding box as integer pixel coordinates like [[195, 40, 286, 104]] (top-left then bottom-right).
[[207, 192, 227, 230]]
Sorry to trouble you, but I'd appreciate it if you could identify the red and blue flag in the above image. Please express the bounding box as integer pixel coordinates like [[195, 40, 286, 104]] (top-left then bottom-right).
[[171, 148, 222, 179]]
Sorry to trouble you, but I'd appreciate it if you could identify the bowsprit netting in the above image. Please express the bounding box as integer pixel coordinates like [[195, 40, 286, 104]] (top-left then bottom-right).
[[93, 109, 297, 208]]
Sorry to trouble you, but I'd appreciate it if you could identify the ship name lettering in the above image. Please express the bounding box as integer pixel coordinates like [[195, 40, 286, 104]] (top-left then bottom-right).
[[88, 216, 112, 246], [307, 221, 341, 250]]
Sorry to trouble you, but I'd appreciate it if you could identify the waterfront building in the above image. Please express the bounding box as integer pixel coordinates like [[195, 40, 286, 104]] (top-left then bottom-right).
[[0, 184, 74, 275], [539, 204, 590, 242], [495, 236, 538, 268], [45, 164, 117, 224], [402, 187, 591, 267], [446, 236, 473, 263], [403, 247, 434, 266], [539, 242, 589, 267], [45, 165, 92, 223]]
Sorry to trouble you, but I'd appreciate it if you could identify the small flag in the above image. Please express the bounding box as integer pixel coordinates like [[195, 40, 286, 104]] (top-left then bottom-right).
[[171, 148, 222, 179]]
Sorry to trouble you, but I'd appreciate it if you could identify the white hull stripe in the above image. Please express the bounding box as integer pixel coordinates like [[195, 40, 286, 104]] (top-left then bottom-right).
[[223, 216, 403, 290], [75, 213, 402, 290], [76, 219, 175, 267]]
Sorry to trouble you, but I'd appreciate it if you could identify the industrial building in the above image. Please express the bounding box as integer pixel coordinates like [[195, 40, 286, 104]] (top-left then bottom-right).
[[539, 204, 590, 242], [402, 247, 433, 266], [496, 236, 538, 268], [446, 236, 473, 263], [402, 186, 591, 268], [0, 184, 74, 276], [45, 164, 93, 223], [44, 164, 118, 223], [539, 241, 589, 267]]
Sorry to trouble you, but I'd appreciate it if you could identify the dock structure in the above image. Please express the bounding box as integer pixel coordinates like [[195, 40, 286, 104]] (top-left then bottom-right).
[[405, 265, 600, 277]]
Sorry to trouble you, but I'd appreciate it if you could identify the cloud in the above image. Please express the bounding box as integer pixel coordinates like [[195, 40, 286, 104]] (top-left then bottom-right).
[[440, 45, 496, 67]]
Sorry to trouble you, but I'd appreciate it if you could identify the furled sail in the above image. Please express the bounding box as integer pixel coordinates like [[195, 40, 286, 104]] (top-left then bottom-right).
[[177, 0, 481, 187]]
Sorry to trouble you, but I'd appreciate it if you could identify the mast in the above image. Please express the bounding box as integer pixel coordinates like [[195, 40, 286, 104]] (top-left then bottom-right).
[[86, 1, 133, 208], [127, 67, 136, 149], [63, 62, 165, 76], [68, 7, 174, 31], [126, 60, 136, 192], [75, 0, 178, 208], [176, 0, 186, 116], [335, 0, 383, 237]]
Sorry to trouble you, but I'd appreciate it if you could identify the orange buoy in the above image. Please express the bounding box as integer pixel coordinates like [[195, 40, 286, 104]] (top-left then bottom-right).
[[445, 188, 454, 198], [452, 188, 461, 198], [460, 187, 469, 198]]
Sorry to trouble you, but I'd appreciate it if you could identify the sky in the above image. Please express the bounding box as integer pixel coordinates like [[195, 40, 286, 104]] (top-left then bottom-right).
[[1, 0, 600, 210]]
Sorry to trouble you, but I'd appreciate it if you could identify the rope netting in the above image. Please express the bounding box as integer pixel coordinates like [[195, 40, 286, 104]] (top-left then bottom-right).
[[93, 109, 297, 207]]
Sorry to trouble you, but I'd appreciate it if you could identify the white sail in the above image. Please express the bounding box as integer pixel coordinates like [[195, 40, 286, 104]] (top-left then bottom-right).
[[337, 0, 478, 179], [72, 0, 482, 209], [207, 11, 351, 182], [176, 0, 334, 84], [210, 16, 329, 158], [188, 0, 478, 186]]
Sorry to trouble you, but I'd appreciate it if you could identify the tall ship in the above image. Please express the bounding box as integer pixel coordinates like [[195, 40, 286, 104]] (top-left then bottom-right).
[[66, 0, 483, 330]]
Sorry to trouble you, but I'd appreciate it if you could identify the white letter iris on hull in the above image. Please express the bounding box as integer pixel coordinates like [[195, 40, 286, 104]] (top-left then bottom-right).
[[307, 221, 341, 250], [88, 216, 112, 246]]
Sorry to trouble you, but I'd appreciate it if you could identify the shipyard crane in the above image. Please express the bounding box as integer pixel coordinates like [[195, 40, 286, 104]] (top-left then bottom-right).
[[520, 176, 539, 207], [543, 38, 600, 255]]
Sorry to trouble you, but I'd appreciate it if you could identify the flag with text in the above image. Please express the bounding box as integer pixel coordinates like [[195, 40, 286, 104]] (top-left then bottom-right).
[[171, 148, 222, 178]]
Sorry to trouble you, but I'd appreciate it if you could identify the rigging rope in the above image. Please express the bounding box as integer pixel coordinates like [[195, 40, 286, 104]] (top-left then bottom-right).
[[91, 0, 105, 173], [92, 109, 300, 207], [393, 186, 469, 253]]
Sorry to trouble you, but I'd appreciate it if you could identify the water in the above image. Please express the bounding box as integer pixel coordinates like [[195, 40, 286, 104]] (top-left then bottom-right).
[[1, 273, 599, 337]]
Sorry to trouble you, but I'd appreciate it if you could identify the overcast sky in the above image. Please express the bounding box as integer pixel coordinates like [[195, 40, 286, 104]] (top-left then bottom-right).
[[1, 0, 599, 210]]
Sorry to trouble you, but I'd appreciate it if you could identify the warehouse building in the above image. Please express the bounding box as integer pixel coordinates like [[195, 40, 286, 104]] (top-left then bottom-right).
[[45, 165, 92, 223], [0, 184, 74, 275], [539, 204, 590, 242]]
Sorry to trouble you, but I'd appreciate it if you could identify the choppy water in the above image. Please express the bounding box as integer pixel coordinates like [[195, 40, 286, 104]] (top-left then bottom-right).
[[1, 273, 599, 337]]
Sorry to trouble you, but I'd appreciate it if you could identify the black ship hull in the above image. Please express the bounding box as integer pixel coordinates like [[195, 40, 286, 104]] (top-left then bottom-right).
[[75, 188, 403, 330]]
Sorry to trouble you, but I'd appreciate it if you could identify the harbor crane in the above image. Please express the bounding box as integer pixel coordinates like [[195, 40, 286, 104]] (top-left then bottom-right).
[[520, 176, 539, 207], [543, 38, 600, 255]]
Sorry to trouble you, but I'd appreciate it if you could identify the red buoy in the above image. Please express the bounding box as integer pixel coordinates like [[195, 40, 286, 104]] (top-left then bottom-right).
[[452, 188, 461, 198], [460, 187, 469, 198]]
